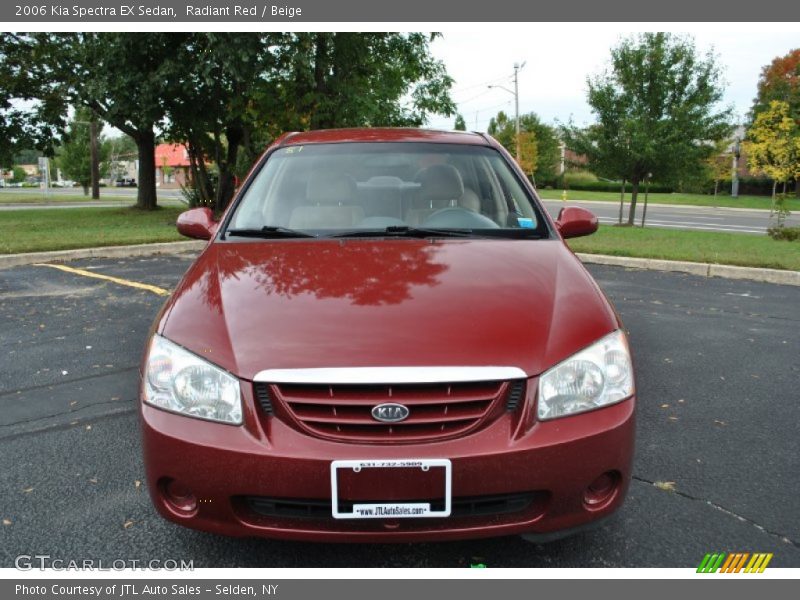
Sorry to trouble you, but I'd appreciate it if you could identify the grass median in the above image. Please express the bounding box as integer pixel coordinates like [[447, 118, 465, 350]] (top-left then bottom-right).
[[1, 206, 797, 272], [537, 190, 800, 212], [0, 206, 185, 254], [567, 225, 800, 271]]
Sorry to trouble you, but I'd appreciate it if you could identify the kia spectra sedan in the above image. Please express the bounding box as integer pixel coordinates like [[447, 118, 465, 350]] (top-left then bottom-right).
[[140, 128, 635, 543]]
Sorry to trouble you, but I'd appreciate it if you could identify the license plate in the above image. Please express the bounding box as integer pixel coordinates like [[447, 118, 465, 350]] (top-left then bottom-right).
[[330, 459, 452, 519]]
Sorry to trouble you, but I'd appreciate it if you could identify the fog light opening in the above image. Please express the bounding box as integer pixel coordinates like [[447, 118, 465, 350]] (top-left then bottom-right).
[[584, 471, 620, 508], [161, 478, 198, 515]]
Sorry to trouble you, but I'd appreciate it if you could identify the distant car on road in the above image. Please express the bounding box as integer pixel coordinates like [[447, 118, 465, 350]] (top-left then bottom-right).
[[115, 178, 137, 187], [140, 128, 635, 544]]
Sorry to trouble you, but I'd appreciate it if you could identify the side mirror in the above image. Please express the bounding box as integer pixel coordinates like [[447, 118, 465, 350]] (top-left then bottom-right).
[[176, 207, 218, 240], [555, 206, 599, 239]]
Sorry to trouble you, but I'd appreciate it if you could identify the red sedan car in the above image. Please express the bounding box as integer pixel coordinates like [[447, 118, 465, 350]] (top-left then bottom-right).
[[140, 128, 635, 543]]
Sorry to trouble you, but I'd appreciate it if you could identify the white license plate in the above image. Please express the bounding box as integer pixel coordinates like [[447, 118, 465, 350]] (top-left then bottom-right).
[[330, 459, 452, 519]]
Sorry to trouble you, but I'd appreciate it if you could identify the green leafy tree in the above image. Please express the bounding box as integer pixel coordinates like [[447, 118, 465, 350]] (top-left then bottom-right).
[[562, 33, 733, 225], [11, 166, 27, 183], [488, 111, 559, 184], [705, 142, 732, 198], [56, 109, 110, 194], [744, 100, 800, 197], [454, 114, 467, 131], [1, 33, 186, 210], [0, 34, 66, 167]]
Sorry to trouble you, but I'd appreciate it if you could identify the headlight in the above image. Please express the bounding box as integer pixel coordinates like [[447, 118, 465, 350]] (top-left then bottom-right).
[[144, 334, 242, 425], [538, 330, 633, 420]]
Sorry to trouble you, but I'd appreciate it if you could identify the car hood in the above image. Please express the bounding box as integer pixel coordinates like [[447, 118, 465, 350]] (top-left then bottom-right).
[[161, 238, 619, 380]]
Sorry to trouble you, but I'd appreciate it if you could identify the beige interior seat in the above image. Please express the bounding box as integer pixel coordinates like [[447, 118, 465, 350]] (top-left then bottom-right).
[[289, 172, 364, 229], [406, 165, 464, 226]]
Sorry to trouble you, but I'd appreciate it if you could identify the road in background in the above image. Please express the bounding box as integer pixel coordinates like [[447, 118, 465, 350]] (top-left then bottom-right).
[[1, 255, 798, 567], [541, 199, 799, 234]]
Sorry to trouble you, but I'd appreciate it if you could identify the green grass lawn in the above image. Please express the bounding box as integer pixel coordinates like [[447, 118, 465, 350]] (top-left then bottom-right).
[[2, 206, 797, 272], [567, 225, 800, 271], [537, 189, 800, 212], [0, 206, 186, 254]]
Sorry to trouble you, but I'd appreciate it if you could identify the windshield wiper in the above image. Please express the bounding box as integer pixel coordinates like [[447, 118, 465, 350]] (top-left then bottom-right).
[[225, 226, 317, 239], [331, 226, 477, 239]]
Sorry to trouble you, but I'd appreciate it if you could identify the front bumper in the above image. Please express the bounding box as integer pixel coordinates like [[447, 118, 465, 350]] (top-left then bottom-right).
[[140, 384, 635, 543]]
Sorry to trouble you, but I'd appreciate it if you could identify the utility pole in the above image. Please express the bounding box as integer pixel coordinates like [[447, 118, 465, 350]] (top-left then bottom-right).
[[731, 135, 741, 199], [513, 62, 521, 163], [90, 118, 100, 200], [489, 61, 526, 163]]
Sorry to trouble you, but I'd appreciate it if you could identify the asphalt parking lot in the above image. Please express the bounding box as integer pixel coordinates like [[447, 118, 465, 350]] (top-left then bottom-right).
[[1, 254, 798, 568]]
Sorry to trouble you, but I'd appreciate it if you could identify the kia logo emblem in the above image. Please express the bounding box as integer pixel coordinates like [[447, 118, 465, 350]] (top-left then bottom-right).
[[371, 403, 410, 423]]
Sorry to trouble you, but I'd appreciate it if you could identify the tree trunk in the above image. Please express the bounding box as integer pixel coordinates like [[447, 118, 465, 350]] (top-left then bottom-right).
[[714, 180, 719, 198], [772, 180, 777, 199], [135, 129, 158, 210], [618, 179, 626, 225], [214, 126, 243, 214], [627, 177, 641, 226], [782, 181, 787, 195], [310, 33, 330, 130], [641, 176, 650, 227]]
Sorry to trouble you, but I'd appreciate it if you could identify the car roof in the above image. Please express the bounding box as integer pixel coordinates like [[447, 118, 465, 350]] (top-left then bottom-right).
[[277, 128, 492, 147]]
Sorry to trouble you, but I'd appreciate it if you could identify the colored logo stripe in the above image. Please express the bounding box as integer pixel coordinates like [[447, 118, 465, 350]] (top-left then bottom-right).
[[697, 552, 773, 573]]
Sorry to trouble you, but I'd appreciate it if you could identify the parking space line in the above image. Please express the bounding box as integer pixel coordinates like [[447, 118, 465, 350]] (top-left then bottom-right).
[[33, 263, 170, 296]]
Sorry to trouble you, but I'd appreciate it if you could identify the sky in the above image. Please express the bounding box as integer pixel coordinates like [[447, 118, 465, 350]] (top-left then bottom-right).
[[425, 26, 800, 132]]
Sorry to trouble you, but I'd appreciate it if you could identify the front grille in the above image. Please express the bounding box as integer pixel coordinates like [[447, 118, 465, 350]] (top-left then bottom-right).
[[243, 492, 539, 520], [266, 380, 521, 443], [253, 383, 274, 415]]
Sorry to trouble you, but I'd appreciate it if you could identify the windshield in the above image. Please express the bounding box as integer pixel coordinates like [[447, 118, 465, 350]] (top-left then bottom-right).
[[226, 142, 548, 238]]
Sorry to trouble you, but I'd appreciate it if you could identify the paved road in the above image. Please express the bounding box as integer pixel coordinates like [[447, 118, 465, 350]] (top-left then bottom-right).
[[3, 187, 797, 235], [0, 187, 184, 210], [541, 199, 799, 234], [0, 255, 798, 567]]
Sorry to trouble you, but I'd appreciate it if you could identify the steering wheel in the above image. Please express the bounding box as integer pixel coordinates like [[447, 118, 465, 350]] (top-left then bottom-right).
[[422, 207, 500, 229]]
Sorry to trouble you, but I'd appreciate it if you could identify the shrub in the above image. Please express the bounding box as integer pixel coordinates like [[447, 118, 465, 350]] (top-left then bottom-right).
[[768, 226, 800, 241]]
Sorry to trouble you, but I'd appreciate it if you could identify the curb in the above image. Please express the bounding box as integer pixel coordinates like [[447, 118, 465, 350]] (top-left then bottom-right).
[[1, 241, 797, 287], [576, 253, 800, 287], [0, 240, 206, 270]]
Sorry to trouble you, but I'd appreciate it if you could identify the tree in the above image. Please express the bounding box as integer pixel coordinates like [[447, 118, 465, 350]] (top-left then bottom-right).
[[57, 109, 109, 194], [706, 141, 732, 197], [0, 33, 186, 210], [0, 34, 67, 167], [488, 111, 559, 184], [744, 100, 800, 197], [11, 166, 27, 183], [164, 33, 454, 213], [454, 114, 467, 131], [562, 33, 733, 225], [751, 49, 800, 122]]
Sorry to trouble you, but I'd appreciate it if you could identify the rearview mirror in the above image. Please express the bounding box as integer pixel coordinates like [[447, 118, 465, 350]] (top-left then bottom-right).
[[555, 206, 599, 239], [176, 207, 218, 240]]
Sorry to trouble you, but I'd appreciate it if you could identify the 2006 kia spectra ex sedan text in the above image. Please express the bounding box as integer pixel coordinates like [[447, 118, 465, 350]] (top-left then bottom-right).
[[139, 128, 635, 543]]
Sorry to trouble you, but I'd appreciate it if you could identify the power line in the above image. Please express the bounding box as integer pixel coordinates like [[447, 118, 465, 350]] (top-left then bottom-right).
[[450, 74, 514, 96]]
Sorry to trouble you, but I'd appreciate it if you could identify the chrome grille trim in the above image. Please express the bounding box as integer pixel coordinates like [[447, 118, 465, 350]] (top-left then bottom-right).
[[253, 366, 527, 385]]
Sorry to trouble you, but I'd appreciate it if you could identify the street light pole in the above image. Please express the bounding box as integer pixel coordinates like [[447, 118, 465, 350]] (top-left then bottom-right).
[[513, 62, 521, 163], [489, 62, 526, 163]]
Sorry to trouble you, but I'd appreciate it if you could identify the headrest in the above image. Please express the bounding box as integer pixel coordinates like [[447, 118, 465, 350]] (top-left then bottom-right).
[[415, 164, 464, 203], [306, 171, 357, 205]]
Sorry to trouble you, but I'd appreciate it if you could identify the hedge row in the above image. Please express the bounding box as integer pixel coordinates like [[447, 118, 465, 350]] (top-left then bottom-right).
[[555, 180, 675, 194]]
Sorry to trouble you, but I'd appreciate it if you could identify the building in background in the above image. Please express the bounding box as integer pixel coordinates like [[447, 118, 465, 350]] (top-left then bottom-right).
[[155, 143, 193, 188]]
